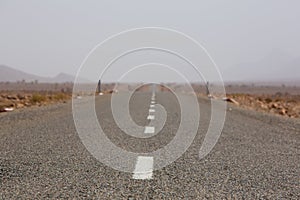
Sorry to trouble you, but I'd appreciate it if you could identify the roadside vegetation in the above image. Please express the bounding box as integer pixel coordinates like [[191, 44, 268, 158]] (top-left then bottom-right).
[[0, 91, 71, 112]]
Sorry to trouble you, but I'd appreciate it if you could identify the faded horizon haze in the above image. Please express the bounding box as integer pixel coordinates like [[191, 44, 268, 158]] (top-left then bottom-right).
[[0, 0, 300, 83]]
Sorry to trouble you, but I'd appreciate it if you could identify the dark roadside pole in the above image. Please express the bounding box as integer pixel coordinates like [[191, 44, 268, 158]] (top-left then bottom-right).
[[206, 81, 210, 96], [97, 80, 103, 95]]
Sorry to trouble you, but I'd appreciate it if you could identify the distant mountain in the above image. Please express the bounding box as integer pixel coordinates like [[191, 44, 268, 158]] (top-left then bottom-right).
[[0, 65, 87, 83], [51, 73, 77, 83], [222, 51, 300, 84], [0, 65, 40, 82]]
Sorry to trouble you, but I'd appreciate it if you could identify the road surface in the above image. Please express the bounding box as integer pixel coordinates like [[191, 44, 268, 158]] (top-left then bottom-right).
[[0, 92, 299, 199]]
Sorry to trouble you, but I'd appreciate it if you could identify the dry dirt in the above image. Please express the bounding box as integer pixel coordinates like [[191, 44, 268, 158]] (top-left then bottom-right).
[[1, 83, 300, 118], [0, 91, 71, 113], [225, 93, 300, 118]]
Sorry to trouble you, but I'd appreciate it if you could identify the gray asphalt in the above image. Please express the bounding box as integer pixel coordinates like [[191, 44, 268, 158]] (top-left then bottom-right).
[[0, 92, 299, 199]]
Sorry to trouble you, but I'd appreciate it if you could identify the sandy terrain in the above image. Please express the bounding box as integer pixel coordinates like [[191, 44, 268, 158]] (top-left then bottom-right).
[[0, 91, 71, 112], [1, 83, 299, 118], [225, 93, 300, 118]]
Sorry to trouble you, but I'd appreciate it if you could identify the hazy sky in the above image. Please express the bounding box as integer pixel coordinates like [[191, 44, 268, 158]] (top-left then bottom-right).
[[0, 0, 299, 81]]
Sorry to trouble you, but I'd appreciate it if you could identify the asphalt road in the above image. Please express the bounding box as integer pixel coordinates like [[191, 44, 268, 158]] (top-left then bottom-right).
[[0, 92, 299, 199]]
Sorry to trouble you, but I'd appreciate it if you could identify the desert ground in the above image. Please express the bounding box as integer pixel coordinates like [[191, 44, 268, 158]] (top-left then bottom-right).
[[1, 82, 299, 118]]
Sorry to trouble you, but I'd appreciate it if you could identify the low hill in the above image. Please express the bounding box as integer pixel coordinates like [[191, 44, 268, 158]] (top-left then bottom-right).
[[0, 65, 86, 83]]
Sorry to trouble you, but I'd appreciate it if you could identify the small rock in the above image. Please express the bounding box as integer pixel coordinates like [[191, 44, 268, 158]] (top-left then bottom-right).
[[24, 102, 31, 107], [223, 97, 239, 105], [271, 103, 279, 109], [16, 103, 25, 108], [279, 108, 287, 115], [260, 103, 268, 109], [4, 107, 14, 112], [17, 94, 26, 100], [6, 95, 18, 100]]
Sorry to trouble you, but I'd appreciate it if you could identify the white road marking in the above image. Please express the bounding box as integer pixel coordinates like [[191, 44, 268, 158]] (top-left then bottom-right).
[[133, 156, 154, 180], [147, 115, 155, 120], [144, 126, 155, 134], [132, 93, 156, 180]]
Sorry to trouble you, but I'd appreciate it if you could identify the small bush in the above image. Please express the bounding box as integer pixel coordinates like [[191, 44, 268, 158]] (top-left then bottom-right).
[[31, 94, 46, 104], [53, 93, 68, 101]]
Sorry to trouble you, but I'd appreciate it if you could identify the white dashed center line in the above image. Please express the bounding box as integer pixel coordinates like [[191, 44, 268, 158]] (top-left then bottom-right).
[[132, 91, 156, 180], [147, 115, 155, 120], [133, 156, 154, 180], [144, 126, 155, 134]]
